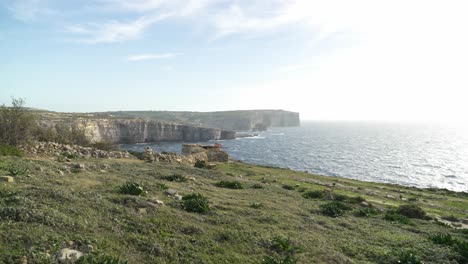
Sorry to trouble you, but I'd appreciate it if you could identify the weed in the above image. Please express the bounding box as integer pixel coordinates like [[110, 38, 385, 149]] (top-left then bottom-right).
[[156, 183, 169, 190], [215, 181, 243, 189], [181, 193, 210, 213], [118, 181, 145, 196], [319, 201, 351, 217], [262, 237, 301, 264], [384, 210, 411, 224], [250, 202, 264, 209], [162, 174, 187, 182]]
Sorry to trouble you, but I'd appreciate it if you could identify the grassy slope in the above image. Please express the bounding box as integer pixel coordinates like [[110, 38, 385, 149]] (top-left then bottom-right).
[[0, 156, 467, 263]]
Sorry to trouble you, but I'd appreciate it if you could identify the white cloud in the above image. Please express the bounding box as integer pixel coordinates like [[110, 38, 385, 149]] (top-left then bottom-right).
[[127, 53, 179, 61], [65, 14, 169, 43]]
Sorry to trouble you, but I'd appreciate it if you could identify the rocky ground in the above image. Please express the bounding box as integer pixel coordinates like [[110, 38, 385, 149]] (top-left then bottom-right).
[[0, 151, 467, 263]]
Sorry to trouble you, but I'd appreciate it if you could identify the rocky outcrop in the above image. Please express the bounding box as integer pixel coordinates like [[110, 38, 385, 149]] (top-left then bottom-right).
[[21, 142, 133, 159]]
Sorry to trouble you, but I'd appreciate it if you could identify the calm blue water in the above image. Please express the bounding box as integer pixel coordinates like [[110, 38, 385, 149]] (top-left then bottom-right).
[[121, 122, 468, 192]]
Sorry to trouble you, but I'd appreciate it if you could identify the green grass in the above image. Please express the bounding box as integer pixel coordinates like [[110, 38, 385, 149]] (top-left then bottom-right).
[[0, 156, 466, 263], [215, 180, 244, 189], [0, 144, 24, 157]]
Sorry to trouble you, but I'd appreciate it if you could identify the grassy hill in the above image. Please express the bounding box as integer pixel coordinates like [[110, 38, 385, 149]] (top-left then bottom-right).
[[0, 155, 467, 263]]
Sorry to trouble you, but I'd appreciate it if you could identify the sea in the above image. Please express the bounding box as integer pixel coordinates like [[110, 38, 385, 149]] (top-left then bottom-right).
[[121, 121, 468, 192]]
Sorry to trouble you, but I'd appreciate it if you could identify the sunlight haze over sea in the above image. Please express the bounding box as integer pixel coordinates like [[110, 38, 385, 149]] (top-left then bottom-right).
[[123, 121, 468, 192]]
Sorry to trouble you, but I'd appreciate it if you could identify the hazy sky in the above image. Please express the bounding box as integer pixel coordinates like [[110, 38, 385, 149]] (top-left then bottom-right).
[[1, 0, 467, 122]]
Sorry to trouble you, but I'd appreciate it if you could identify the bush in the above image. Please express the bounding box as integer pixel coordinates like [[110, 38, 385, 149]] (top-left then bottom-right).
[[302, 190, 324, 199], [0, 98, 37, 146], [194, 160, 207, 169], [429, 233, 456, 246], [319, 201, 351, 217], [282, 184, 295, 190], [397, 204, 426, 219], [118, 181, 145, 196], [162, 174, 187, 182], [0, 144, 24, 157], [384, 210, 411, 224], [429, 233, 468, 262], [354, 207, 380, 218], [262, 237, 301, 264], [181, 193, 210, 213], [127, 150, 145, 160], [393, 249, 422, 264], [251, 183, 264, 189], [215, 180, 243, 189], [156, 183, 169, 190]]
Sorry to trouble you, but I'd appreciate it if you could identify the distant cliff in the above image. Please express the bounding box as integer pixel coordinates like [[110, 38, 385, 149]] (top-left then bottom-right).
[[99, 110, 300, 131], [38, 116, 236, 143]]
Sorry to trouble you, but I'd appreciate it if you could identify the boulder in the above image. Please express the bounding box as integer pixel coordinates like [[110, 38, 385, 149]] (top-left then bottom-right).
[[165, 189, 178, 196], [55, 248, 83, 264]]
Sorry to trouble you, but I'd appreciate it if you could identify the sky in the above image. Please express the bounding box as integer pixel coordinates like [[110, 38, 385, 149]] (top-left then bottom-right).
[[1, 0, 468, 122]]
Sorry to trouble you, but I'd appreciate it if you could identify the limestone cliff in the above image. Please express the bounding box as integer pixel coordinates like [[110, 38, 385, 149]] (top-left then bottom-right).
[[100, 109, 300, 131], [78, 119, 235, 143]]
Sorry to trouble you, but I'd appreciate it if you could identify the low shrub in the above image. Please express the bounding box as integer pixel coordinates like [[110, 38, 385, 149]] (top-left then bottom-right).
[[194, 160, 208, 169], [384, 210, 411, 224], [7, 165, 29, 176], [262, 237, 301, 264], [302, 190, 324, 199], [118, 181, 145, 196], [162, 174, 187, 182], [429, 233, 456, 246], [127, 150, 145, 160], [282, 184, 295, 190], [397, 204, 426, 219], [319, 201, 351, 217], [215, 181, 243, 189], [0, 144, 24, 157], [181, 193, 210, 213], [429, 233, 468, 262], [252, 183, 264, 189], [393, 249, 422, 264], [354, 207, 380, 218]]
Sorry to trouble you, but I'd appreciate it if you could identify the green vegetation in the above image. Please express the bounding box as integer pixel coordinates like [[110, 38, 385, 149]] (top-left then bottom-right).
[[181, 193, 210, 213], [0, 144, 24, 157], [118, 181, 145, 196], [194, 160, 208, 168], [215, 180, 244, 189], [302, 190, 325, 199], [77, 253, 128, 264], [0, 155, 466, 263], [319, 201, 352, 217], [397, 204, 427, 219], [162, 173, 187, 182], [0, 98, 36, 146]]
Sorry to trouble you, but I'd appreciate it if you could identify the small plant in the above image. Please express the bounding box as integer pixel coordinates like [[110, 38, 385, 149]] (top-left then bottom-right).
[[250, 202, 264, 209], [181, 193, 210, 213], [215, 180, 243, 189], [252, 183, 264, 189], [384, 210, 411, 224], [162, 174, 187, 182], [429, 233, 468, 262], [7, 165, 29, 176], [194, 160, 207, 169], [302, 190, 324, 199], [393, 249, 422, 264], [397, 204, 426, 219], [77, 253, 128, 264], [118, 181, 145, 196], [282, 184, 295, 190], [354, 207, 380, 218], [156, 183, 169, 190], [319, 201, 351, 217], [262, 237, 301, 264]]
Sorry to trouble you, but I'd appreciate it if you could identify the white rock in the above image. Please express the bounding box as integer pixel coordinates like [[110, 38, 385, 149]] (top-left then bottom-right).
[[55, 248, 83, 264], [174, 194, 183, 201]]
